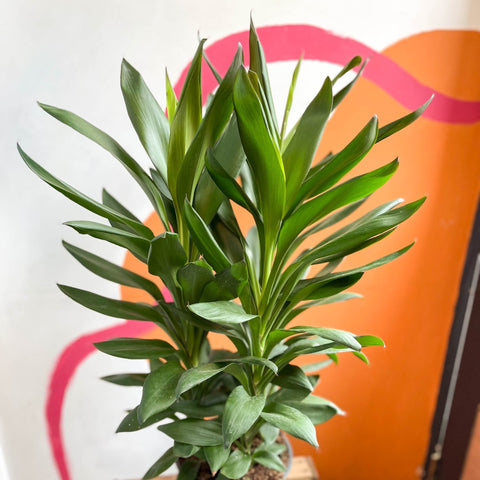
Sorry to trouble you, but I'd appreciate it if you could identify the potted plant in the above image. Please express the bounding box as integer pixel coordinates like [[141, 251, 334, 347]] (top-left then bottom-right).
[[19, 21, 429, 480]]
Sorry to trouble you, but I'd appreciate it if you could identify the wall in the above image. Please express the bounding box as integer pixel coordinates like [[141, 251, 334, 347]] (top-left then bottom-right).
[[2, 1, 480, 479]]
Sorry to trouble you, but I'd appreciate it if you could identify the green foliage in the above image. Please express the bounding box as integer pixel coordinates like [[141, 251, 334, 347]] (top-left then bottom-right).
[[20, 20, 429, 480]]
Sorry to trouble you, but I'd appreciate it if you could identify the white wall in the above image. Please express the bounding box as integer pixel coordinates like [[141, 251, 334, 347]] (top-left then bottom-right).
[[2, 1, 479, 479]]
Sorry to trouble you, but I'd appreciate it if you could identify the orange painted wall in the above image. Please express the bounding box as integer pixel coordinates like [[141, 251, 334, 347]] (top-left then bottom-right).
[[121, 30, 480, 480]]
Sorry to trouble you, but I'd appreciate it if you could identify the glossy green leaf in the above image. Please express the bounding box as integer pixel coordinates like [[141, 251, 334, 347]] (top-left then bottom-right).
[[261, 403, 318, 447], [286, 395, 343, 425], [173, 400, 224, 419], [138, 362, 184, 422], [189, 301, 258, 325], [65, 220, 150, 262], [147, 232, 187, 299], [356, 335, 385, 347], [177, 458, 201, 480], [200, 262, 248, 303], [283, 77, 332, 207], [37, 103, 168, 227], [233, 67, 286, 248], [158, 419, 223, 446], [143, 447, 177, 480], [167, 40, 205, 201], [121, 59, 170, 178], [249, 19, 278, 133], [183, 200, 231, 272], [294, 116, 378, 205], [101, 373, 147, 387], [176, 46, 243, 207], [253, 450, 286, 472], [193, 114, 246, 223], [176, 363, 225, 398], [279, 159, 399, 256], [58, 284, 162, 322], [101, 188, 145, 234], [223, 386, 266, 448], [377, 96, 433, 142], [117, 406, 171, 432], [174, 442, 200, 458], [221, 450, 252, 479], [165, 69, 177, 125], [63, 241, 163, 300], [272, 364, 314, 392], [259, 423, 280, 444], [290, 326, 361, 351], [177, 261, 214, 303], [204, 445, 230, 473], [280, 56, 302, 145], [332, 59, 367, 109], [332, 56, 362, 85], [94, 337, 176, 359]]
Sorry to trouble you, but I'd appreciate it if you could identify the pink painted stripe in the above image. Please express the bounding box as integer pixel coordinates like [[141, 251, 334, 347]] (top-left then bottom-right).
[[174, 25, 480, 124]]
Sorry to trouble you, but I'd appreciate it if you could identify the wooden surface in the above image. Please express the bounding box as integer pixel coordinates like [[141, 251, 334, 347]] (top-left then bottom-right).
[[139, 456, 318, 480]]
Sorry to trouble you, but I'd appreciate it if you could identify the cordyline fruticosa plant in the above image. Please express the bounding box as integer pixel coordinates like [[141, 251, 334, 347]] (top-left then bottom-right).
[[19, 22, 429, 480]]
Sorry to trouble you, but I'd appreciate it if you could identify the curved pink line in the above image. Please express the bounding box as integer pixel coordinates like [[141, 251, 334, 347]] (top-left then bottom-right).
[[174, 25, 480, 124]]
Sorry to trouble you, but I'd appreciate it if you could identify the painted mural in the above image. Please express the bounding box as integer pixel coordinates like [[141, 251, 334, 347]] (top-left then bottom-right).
[[42, 24, 480, 480]]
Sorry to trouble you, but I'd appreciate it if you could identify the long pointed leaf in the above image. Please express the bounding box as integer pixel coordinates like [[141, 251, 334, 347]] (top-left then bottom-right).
[[121, 59, 170, 178]]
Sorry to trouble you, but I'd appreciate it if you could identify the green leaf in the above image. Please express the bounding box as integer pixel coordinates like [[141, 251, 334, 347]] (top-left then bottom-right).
[[177, 261, 215, 303], [205, 149, 260, 220], [177, 458, 201, 480], [294, 116, 378, 205], [283, 77, 332, 207], [249, 19, 278, 134], [193, 114, 246, 223], [279, 159, 399, 256], [286, 395, 343, 425], [223, 386, 266, 448], [176, 363, 225, 398], [356, 335, 385, 347], [138, 362, 184, 422], [158, 419, 223, 446], [148, 232, 187, 300], [143, 447, 177, 479], [121, 59, 170, 179], [204, 445, 230, 473], [200, 262, 248, 303], [176, 45, 243, 207], [165, 69, 177, 125], [261, 403, 318, 447], [280, 56, 302, 145], [233, 67, 286, 248], [17, 145, 153, 239], [65, 220, 150, 262], [332, 56, 362, 85], [221, 450, 252, 479], [253, 450, 286, 472], [117, 406, 171, 432], [377, 96, 433, 142], [173, 400, 224, 419], [167, 40, 205, 202], [101, 373, 147, 387], [289, 326, 361, 351], [94, 337, 176, 359], [36, 103, 168, 228], [332, 59, 367, 109], [259, 423, 280, 444], [58, 284, 162, 322], [62, 241, 163, 300], [273, 364, 314, 392], [189, 301, 258, 325], [183, 200, 231, 272], [174, 442, 200, 458]]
